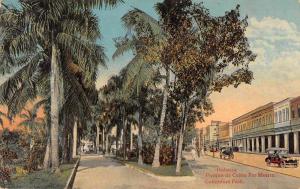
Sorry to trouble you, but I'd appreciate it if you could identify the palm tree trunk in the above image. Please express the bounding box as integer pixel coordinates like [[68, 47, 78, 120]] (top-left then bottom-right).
[[138, 105, 143, 165], [68, 132, 73, 162], [152, 68, 170, 167], [96, 125, 100, 154], [116, 125, 120, 156], [102, 126, 105, 154], [105, 130, 109, 156], [62, 128, 68, 163], [123, 119, 127, 160], [176, 101, 189, 174], [43, 136, 51, 169], [50, 43, 60, 170], [72, 120, 78, 158]]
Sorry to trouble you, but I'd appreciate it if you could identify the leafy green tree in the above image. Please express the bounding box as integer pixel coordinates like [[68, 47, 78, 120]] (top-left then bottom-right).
[[164, 1, 256, 174]]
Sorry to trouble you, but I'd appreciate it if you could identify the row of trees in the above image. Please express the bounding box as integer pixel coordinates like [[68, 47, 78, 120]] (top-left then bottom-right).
[[102, 0, 256, 174], [0, 0, 123, 172], [0, 0, 256, 176]]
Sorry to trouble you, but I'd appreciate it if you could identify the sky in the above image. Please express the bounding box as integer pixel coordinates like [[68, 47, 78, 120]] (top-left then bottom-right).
[[2, 0, 300, 128]]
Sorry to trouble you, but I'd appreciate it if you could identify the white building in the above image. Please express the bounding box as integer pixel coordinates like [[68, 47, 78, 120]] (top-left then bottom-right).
[[274, 98, 292, 129], [274, 98, 293, 148], [209, 121, 220, 147]]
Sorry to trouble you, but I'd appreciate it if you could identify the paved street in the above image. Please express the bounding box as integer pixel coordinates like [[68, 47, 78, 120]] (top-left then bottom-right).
[[73, 154, 300, 189], [206, 151, 300, 178]]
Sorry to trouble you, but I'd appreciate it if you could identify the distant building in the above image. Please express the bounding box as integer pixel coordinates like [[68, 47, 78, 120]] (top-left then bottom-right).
[[203, 126, 210, 149], [218, 122, 232, 148], [209, 121, 218, 147], [232, 102, 274, 153], [291, 96, 300, 154]]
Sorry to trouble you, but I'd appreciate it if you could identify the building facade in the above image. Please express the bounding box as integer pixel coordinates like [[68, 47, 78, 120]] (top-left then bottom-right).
[[273, 98, 293, 152], [209, 122, 218, 147], [289, 97, 300, 153], [218, 122, 232, 147], [203, 126, 210, 149], [232, 97, 300, 154], [232, 102, 275, 153]]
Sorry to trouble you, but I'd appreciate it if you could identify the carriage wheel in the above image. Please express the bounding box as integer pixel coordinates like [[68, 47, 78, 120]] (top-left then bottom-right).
[[280, 161, 286, 168], [266, 159, 271, 166]]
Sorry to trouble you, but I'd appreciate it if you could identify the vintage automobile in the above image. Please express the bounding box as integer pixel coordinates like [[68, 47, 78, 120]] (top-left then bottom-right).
[[219, 147, 234, 159], [265, 148, 298, 168]]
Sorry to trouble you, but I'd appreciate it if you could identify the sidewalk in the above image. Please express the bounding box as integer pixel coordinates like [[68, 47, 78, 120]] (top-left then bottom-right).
[[206, 151, 300, 178]]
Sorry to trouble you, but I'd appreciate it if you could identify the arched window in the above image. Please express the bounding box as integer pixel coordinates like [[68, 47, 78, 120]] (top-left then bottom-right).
[[275, 112, 278, 123], [286, 108, 289, 120], [279, 111, 282, 122]]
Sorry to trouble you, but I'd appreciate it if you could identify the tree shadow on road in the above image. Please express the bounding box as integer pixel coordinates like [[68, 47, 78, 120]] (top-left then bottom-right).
[[77, 157, 124, 172]]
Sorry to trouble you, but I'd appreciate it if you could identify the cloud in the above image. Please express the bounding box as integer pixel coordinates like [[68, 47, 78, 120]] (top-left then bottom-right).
[[199, 17, 300, 127], [246, 17, 300, 46]]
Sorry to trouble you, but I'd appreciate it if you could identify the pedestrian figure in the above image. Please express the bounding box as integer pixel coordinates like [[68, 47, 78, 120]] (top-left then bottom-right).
[[191, 148, 197, 160]]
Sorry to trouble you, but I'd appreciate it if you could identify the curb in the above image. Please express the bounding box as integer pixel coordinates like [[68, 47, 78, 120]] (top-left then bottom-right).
[[124, 163, 196, 182], [64, 156, 81, 189], [206, 154, 300, 179], [110, 157, 195, 182]]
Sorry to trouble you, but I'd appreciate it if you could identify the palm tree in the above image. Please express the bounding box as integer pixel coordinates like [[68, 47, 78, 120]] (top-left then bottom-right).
[[113, 35, 160, 165], [0, 0, 121, 170], [18, 99, 46, 149], [121, 5, 173, 168]]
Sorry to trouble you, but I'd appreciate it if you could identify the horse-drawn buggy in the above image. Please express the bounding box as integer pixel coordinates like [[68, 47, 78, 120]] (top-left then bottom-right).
[[219, 147, 234, 160]]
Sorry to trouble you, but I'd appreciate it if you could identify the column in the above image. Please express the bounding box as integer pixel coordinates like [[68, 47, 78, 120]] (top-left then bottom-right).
[[251, 138, 255, 152], [294, 132, 299, 154], [256, 137, 260, 153], [268, 136, 272, 149], [247, 138, 250, 152], [261, 136, 265, 153], [275, 135, 280, 148], [284, 133, 289, 150], [244, 138, 247, 152]]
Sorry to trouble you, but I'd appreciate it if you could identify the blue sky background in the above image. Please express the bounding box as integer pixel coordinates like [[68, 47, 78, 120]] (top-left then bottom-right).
[[3, 0, 300, 126]]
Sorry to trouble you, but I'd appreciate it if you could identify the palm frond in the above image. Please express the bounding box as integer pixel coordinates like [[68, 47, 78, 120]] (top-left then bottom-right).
[[122, 8, 164, 37], [31, 98, 47, 116], [112, 36, 136, 60], [73, 0, 123, 9], [0, 51, 45, 117]]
